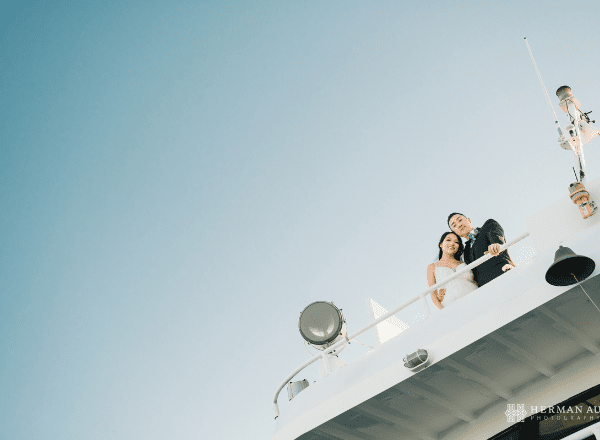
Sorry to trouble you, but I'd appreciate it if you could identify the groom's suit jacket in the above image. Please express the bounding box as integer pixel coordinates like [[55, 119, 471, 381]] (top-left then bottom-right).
[[464, 219, 514, 287]]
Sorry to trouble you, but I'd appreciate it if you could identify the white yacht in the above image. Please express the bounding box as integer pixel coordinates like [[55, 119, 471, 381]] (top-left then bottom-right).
[[270, 49, 600, 440]]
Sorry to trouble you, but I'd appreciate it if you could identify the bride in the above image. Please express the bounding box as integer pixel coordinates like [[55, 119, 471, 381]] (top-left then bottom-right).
[[427, 232, 478, 309]]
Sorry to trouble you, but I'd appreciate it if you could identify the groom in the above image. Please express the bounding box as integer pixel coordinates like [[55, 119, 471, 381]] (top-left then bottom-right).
[[447, 213, 514, 287]]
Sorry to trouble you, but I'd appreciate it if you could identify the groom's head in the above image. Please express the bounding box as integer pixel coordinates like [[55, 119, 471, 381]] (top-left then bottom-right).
[[448, 212, 473, 238]]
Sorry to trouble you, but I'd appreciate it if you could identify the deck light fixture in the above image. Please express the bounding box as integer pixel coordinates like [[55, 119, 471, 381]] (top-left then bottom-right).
[[403, 349, 431, 370], [298, 301, 347, 352], [545, 245, 595, 286]]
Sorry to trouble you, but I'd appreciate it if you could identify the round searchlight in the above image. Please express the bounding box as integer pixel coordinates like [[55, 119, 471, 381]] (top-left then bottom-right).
[[298, 301, 344, 346]]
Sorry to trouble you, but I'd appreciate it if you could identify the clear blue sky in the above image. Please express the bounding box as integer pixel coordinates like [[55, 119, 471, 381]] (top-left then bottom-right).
[[2, 1, 600, 439]]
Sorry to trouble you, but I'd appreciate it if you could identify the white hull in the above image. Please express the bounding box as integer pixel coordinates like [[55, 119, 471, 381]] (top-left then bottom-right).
[[272, 176, 600, 440]]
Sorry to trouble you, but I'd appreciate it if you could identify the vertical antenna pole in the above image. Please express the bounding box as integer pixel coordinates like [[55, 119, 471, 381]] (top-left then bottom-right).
[[525, 38, 587, 184], [524, 38, 563, 136]]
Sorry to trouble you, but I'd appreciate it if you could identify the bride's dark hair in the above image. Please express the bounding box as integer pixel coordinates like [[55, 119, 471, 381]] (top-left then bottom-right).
[[438, 232, 464, 261]]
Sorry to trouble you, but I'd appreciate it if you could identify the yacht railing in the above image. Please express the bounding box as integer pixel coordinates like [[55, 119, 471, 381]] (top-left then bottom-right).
[[561, 422, 600, 440], [273, 231, 530, 418]]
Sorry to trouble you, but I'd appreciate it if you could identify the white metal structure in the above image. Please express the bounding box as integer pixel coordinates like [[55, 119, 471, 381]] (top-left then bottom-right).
[[271, 174, 600, 440]]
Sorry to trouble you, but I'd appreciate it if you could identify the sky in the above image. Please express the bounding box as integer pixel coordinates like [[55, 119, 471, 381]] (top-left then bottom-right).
[[2, 0, 600, 439]]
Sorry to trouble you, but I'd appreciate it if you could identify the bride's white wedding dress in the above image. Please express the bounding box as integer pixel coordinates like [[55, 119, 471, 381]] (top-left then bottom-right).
[[435, 262, 478, 307]]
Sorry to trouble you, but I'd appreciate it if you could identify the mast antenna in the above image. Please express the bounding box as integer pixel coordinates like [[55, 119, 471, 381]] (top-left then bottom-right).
[[524, 37, 563, 137], [524, 37, 597, 217]]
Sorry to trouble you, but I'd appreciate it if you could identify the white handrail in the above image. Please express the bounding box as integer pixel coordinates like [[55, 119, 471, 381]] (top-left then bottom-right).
[[273, 231, 531, 418]]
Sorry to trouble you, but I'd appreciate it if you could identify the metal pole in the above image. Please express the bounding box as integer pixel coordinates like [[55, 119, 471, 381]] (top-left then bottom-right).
[[567, 100, 588, 185], [420, 293, 431, 319], [524, 38, 564, 137], [321, 352, 331, 377]]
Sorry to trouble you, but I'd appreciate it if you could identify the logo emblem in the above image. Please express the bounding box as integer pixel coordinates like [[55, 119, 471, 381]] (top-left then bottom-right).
[[505, 404, 527, 422]]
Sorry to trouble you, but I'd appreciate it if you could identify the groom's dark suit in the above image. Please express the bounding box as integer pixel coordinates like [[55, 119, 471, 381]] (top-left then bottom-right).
[[464, 219, 514, 287]]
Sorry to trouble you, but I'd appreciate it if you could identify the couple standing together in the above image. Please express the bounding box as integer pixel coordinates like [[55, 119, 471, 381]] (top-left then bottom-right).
[[427, 213, 516, 310]]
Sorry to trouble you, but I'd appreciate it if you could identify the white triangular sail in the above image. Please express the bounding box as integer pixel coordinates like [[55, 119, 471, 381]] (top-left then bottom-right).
[[366, 298, 409, 345]]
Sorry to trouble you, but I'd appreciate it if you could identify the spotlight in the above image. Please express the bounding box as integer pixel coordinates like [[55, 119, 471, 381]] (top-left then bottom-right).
[[298, 301, 347, 352], [298, 301, 348, 378]]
